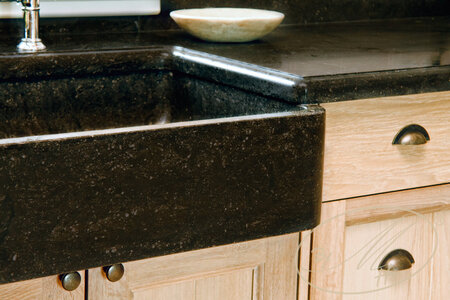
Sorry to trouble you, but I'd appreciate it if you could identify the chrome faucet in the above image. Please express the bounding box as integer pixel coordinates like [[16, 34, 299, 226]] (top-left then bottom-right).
[[6, 0, 46, 52]]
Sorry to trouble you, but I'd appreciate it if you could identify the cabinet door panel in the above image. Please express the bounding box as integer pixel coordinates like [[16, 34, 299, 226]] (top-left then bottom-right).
[[88, 233, 298, 300], [195, 268, 254, 300], [308, 185, 449, 300], [342, 213, 433, 300], [134, 281, 194, 300], [431, 209, 450, 299]]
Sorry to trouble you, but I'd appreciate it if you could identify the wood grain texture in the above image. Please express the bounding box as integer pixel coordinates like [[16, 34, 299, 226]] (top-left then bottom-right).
[[298, 230, 312, 300], [263, 233, 299, 300], [309, 201, 346, 300], [345, 184, 450, 226], [88, 233, 299, 300], [342, 212, 434, 300], [134, 281, 194, 300], [430, 209, 450, 300], [309, 186, 449, 300], [322, 91, 450, 201], [0, 272, 85, 300], [195, 269, 254, 300]]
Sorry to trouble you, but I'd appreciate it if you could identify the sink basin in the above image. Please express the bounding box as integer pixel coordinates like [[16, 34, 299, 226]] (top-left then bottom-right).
[[0, 47, 324, 283]]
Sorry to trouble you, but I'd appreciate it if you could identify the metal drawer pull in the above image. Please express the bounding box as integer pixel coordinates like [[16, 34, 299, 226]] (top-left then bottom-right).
[[393, 124, 430, 145], [59, 272, 82, 291], [103, 263, 125, 282], [378, 249, 415, 271]]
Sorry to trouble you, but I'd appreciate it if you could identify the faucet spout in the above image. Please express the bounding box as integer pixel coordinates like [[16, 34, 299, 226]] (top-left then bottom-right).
[[16, 0, 46, 52]]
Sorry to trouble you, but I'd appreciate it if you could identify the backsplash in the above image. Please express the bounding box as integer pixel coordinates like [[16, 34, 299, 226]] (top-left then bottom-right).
[[0, 0, 449, 36]]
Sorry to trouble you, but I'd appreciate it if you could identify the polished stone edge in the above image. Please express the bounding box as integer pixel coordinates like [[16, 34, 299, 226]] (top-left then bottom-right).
[[305, 66, 450, 103], [0, 46, 306, 104], [171, 47, 306, 103]]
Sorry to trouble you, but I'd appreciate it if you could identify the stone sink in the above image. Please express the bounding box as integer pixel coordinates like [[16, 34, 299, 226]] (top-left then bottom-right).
[[0, 46, 324, 283]]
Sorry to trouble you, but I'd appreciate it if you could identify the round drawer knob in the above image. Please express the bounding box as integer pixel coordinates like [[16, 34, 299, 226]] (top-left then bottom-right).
[[103, 264, 125, 282], [393, 124, 430, 145], [378, 249, 415, 271], [59, 272, 82, 291]]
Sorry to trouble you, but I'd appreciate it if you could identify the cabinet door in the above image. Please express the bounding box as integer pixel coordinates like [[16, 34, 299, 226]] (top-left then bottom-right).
[[0, 272, 85, 300], [88, 233, 299, 300], [306, 184, 449, 300], [341, 210, 434, 300]]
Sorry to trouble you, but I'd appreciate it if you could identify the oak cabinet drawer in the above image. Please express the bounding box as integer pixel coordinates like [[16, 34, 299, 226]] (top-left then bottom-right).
[[306, 185, 449, 300], [322, 91, 450, 201], [342, 212, 433, 300]]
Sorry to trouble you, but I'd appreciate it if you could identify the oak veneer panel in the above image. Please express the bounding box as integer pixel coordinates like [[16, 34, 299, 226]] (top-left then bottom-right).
[[298, 230, 312, 300], [309, 201, 346, 300], [309, 186, 449, 300], [322, 91, 450, 201], [0, 272, 85, 300], [263, 233, 298, 299], [195, 268, 254, 300], [342, 213, 434, 300], [88, 233, 298, 300], [135, 281, 195, 300], [430, 209, 450, 300], [345, 184, 450, 226]]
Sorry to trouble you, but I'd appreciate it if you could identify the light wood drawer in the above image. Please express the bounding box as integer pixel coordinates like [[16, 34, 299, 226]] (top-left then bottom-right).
[[307, 185, 450, 300], [322, 91, 450, 201]]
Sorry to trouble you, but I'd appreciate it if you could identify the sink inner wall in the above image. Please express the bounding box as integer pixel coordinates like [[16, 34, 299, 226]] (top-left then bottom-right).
[[0, 71, 296, 139]]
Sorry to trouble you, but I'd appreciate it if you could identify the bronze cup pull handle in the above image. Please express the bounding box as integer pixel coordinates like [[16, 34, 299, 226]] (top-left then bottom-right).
[[393, 124, 430, 145], [378, 249, 415, 271]]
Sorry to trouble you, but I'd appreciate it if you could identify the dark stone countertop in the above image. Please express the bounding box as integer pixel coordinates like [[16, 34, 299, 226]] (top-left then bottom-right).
[[1, 17, 449, 102]]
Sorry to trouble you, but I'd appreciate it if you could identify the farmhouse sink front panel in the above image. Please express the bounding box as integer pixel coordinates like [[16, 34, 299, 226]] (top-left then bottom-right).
[[0, 47, 325, 283]]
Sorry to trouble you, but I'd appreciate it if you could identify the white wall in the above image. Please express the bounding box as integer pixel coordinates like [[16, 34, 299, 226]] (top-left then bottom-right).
[[0, 0, 160, 18]]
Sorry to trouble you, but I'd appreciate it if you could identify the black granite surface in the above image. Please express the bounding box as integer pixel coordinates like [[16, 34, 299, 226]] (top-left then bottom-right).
[[0, 49, 307, 139], [0, 47, 324, 283], [0, 108, 324, 284], [1, 18, 448, 101]]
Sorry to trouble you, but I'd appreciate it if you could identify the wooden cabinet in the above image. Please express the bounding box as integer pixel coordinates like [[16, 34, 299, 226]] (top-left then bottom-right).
[[87, 233, 299, 300], [305, 185, 450, 300], [302, 91, 450, 299]]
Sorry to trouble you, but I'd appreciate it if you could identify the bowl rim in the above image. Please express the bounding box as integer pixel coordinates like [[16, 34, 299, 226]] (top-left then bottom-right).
[[170, 8, 285, 21]]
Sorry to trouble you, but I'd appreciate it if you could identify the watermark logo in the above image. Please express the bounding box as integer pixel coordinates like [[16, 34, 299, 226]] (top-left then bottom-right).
[[296, 204, 447, 295]]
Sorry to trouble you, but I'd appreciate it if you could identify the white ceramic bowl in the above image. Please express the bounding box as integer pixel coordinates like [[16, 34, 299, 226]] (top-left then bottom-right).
[[170, 8, 285, 43]]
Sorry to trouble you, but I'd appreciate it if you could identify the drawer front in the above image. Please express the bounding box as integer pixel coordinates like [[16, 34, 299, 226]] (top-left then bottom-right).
[[342, 211, 436, 300], [307, 185, 450, 300], [322, 91, 450, 201]]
